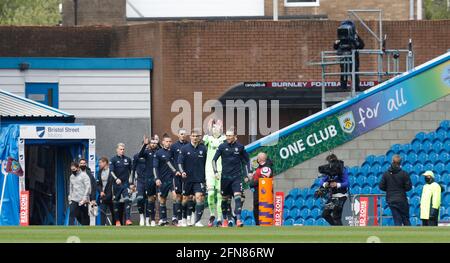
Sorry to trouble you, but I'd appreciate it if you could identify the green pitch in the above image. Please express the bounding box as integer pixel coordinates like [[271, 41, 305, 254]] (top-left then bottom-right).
[[1, 226, 450, 243]]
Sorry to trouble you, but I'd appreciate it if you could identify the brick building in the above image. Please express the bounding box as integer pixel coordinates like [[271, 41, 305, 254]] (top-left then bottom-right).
[[62, 0, 421, 26]]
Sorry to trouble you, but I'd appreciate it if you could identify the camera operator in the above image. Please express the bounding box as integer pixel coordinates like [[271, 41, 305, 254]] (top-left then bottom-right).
[[333, 20, 365, 91], [315, 154, 349, 226]]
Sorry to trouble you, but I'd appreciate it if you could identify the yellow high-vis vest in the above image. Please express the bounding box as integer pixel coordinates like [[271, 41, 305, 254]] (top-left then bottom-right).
[[420, 182, 441, 220]]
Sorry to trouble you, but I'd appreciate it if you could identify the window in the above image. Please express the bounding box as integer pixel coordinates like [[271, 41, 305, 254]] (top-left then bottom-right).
[[284, 0, 320, 7]]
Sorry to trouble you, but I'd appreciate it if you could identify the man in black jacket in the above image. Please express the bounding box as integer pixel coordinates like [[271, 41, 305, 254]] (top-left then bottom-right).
[[379, 155, 412, 226], [97, 157, 115, 225]]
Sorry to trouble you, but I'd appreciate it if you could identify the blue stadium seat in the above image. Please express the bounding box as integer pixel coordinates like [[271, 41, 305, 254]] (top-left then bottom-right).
[[438, 152, 449, 165], [371, 164, 382, 174], [316, 218, 329, 226], [410, 174, 420, 187], [284, 198, 295, 210], [360, 163, 370, 174], [403, 163, 413, 173], [367, 175, 378, 187], [428, 152, 439, 164], [410, 217, 420, 226], [356, 176, 366, 187], [425, 132, 438, 143], [289, 188, 301, 200], [313, 198, 322, 209], [349, 176, 357, 186], [415, 132, 426, 142], [446, 207, 450, 217], [383, 208, 392, 216], [375, 156, 385, 166], [446, 163, 450, 174], [445, 140, 450, 153], [372, 186, 381, 194], [385, 150, 395, 162], [294, 218, 305, 225], [409, 206, 418, 217], [434, 173, 441, 183], [295, 199, 305, 210], [413, 185, 423, 196], [300, 208, 310, 219], [365, 155, 376, 165], [351, 186, 361, 195], [422, 140, 433, 153], [289, 208, 301, 219], [439, 120, 450, 130], [310, 208, 321, 219], [304, 218, 316, 226], [382, 162, 390, 172], [351, 183, 361, 189], [411, 139, 422, 151], [401, 144, 413, 155], [300, 188, 309, 199], [244, 218, 254, 226], [362, 186, 372, 194], [305, 197, 315, 209], [407, 152, 418, 165], [283, 209, 289, 219], [381, 218, 393, 226], [390, 144, 402, 154], [434, 162, 445, 175], [307, 189, 317, 198], [284, 218, 294, 226], [413, 163, 424, 175], [433, 141, 444, 153], [442, 174, 450, 184], [241, 210, 248, 219], [424, 163, 434, 172], [443, 193, 450, 206], [410, 196, 420, 208]]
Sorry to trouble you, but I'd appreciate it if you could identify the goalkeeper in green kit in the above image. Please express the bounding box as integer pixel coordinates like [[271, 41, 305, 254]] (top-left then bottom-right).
[[203, 119, 226, 227]]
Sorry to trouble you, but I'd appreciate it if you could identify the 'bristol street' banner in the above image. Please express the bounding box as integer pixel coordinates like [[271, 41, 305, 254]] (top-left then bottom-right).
[[246, 54, 450, 174]]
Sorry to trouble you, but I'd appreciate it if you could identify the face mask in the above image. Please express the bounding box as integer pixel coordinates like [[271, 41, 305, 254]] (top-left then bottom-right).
[[425, 177, 433, 184], [80, 165, 86, 171], [71, 170, 77, 175]]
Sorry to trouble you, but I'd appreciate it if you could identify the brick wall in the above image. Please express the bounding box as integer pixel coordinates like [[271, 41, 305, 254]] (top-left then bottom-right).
[[1, 20, 449, 141], [62, 0, 126, 26], [265, 0, 414, 20]]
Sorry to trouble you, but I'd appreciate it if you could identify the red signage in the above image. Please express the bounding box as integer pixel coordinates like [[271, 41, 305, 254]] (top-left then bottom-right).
[[273, 192, 284, 226], [359, 196, 369, 226], [19, 191, 29, 226]]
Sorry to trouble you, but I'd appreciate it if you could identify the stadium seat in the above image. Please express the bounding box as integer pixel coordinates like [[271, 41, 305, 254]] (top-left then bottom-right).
[[361, 186, 371, 194], [385, 150, 395, 162], [241, 210, 248, 219], [300, 188, 309, 199], [410, 217, 420, 226], [360, 163, 370, 174], [424, 163, 434, 172], [365, 155, 376, 165], [402, 163, 413, 173], [371, 164, 382, 174], [367, 175, 378, 187], [390, 144, 402, 154], [446, 163, 450, 174], [381, 218, 393, 226], [244, 218, 254, 226], [289, 208, 301, 219], [375, 156, 385, 166], [422, 140, 433, 153], [307, 189, 316, 198], [305, 198, 315, 209], [311, 178, 321, 188], [411, 139, 422, 151], [289, 188, 301, 199], [438, 152, 449, 165], [372, 186, 381, 194], [300, 208, 310, 219], [434, 162, 445, 175], [432, 141, 444, 153], [310, 208, 321, 219], [434, 173, 441, 183], [407, 152, 418, 165], [425, 132, 438, 143], [356, 176, 366, 187], [413, 185, 423, 196], [284, 218, 294, 226], [304, 218, 316, 226], [415, 132, 427, 142], [428, 152, 439, 164], [413, 163, 424, 175], [295, 198, 305, 210], [440, 120, 450, 130], [351, 186, 361, 195], [417, 150, 427, 162], [284, 198, 295, 210], [445, 140, 450, 153], [442, 174, 450, 184], [410, 174, 420, 187], [283, 209, 289, 219], [349, 176, 357, 186], [446, 207, 450, 217], [401, 144, 413, 155], [443, 193, 450, 206], [382, 162, 390, 172], [316, 218, 329, 226], [410, 196, 420, 208], [313, 198, 322, 209], [294, 218, 305, 225]]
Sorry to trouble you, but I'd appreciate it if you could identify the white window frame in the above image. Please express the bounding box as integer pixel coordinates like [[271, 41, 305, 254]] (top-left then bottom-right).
[[284, 0, 320, 7]]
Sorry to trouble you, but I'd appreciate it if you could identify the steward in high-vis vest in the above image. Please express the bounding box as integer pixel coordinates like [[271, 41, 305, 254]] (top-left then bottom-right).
[[420, 171, 442, 226]]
